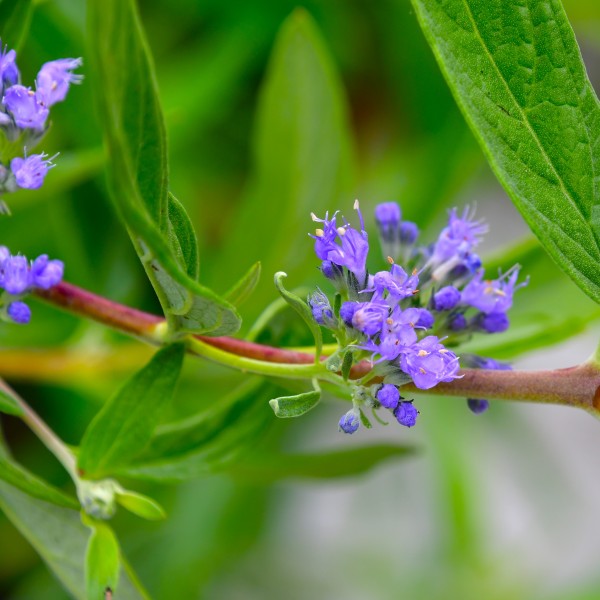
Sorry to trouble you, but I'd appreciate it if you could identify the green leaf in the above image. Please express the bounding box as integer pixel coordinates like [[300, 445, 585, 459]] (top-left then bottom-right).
[[228, 445, 417, 482], [120, 391, 272, 482], [0, 438, 148, 599], [116, 489, 166, 521], [274, 271, 323, 362], [412, 0, 600, 304], [212, 9, 355, 319], [84, 519, 120, 600], [88, 0, 241, 335], [0, 384, 23, 416], [0, 0, 33, 51], [225, 261, 262, 307], [78, 343, 185, 478], [0, 440, 77, 509], [269, 389, 321, 418]]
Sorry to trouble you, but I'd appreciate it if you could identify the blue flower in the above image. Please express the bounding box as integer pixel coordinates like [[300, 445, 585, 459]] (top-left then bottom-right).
[[432, 206, 488, 264], [467, 398, 489, 414], [2, 255, 30, 294], [11, 153, 56, 189], [399, 336, 460, 390], [310, 211, 340, 260], [30, 255, 64, 289], [476, 311, 509, 333], [351, 300, 389, 336], [461, 266, 527, 315], [308, 289, 335, 327], [7, 300, 30, 324], [339, 409, 360, 434], [366, 263, 419, 303], [3, 85, 48, 129], [375, 201, 401, 243], [399, 221, 419, 245], [0, 44, 19, 88], [376, 384, 400, 409], [394, 401, 419, 427], [36, 58, 83, 107], [433, 286, 460, 311], [339, 301, 360, 327]]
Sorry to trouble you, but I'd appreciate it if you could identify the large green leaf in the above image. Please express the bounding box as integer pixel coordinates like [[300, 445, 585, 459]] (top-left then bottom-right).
[[212, 9, 355, 319], [84, 520, 120, 600], [412, 0, 600, 304], [87, 0, 241, 335], [78, 343, 185, 479]]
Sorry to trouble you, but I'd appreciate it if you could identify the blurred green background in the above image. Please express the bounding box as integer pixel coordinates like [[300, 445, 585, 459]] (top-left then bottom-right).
[[1, 0, 600, 598]]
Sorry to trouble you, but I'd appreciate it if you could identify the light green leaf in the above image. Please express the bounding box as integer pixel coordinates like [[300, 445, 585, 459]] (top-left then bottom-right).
[[84, 519, 120, 600], [225, 261, 262, 307], [78, 343, 185, 478], [212, 9, 355, 319], [228, 445, 417, 481], [274, 271, 322, 362], [412, 0, 600, 304], [269, 390, 321, 418], [116, 489, 166, 521], [88, 0, 241, 335]]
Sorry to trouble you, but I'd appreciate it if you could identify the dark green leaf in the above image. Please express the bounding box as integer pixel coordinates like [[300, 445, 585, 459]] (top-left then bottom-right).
[[269, 389, 321, 418], [0, 0, 33, 51], [274, 271, 322, 362], [225, 261, 262, 307], [359, 409, 373, 429], [229, 445, 416, 482], [78, 343, 185, 478], [84, 519, 120, 600], [116, 489, 166, 521], [412, 0, 600, 304], [341, 350, 353, 381], [88, 0, 241, 335]]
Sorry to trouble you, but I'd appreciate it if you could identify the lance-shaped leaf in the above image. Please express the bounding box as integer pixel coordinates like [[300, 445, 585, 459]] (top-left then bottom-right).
[[87, 0, 241, 335], [269, 389, 321, 418], [78, 343, 185, 478], [412, 0, 600, 304]]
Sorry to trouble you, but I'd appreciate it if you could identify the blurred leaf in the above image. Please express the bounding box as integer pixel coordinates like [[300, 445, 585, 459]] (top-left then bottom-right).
[[225, 261, 261, 307], [229, 444, 416, 481], [122, 389, 272, 482], [0, 437, 77, 508], [84, 519, 120, 600], [274, 271, 322, 361], [0, 0, 33, 51], [78, 343, 185, 478], [212, 9, 355, 318], [116, 489, 166, 521], [269, 389, 321, 418], [88, 0, 241, 336], [412, 0, 600, 304]]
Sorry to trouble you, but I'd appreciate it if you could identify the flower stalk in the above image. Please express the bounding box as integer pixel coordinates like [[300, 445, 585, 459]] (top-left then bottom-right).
[[33, 280, 600, 414]]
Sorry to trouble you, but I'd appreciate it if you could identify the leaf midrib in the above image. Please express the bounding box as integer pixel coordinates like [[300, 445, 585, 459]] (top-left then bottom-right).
[[461, 0, 598, 256]]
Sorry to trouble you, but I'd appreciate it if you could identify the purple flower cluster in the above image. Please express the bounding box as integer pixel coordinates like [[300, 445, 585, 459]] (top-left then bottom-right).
[[0, 41, 81, 195], [0, 246, 63, 324], [307, 201, 527, 434]]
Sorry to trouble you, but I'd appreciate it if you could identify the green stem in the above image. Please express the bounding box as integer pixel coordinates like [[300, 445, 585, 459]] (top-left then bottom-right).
[[0, 379, 78, 479]]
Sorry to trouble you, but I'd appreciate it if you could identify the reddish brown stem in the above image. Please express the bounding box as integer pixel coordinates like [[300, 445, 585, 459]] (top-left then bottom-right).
[[35, 281, 600, 413]]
